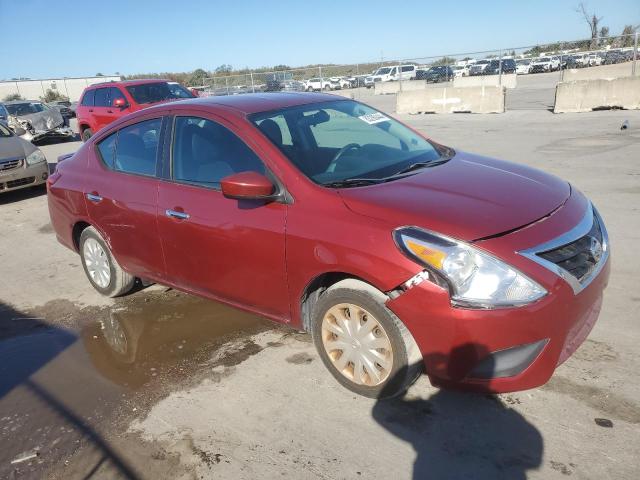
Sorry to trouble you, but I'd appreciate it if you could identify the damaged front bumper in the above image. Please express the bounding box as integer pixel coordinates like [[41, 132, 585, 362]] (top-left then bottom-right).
[[19, 125, 75, 143]]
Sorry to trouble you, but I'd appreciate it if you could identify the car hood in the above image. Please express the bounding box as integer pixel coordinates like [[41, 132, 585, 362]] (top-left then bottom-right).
[[338, 152, 570, 241], [11, 109, 64, 131], [0, 135, 35, 161]]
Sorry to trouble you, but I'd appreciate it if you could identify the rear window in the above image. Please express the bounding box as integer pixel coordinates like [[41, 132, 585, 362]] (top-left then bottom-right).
[[81, 90, 95, 106], [125, 82, 194, 105]]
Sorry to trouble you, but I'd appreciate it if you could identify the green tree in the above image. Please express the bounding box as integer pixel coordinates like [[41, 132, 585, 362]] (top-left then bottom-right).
[[3, 93, 23, 101], [188, 68, 209, 86], [620, 25, 637, 47], [40, 89, 69, 103], [214, 64, 232, 74]]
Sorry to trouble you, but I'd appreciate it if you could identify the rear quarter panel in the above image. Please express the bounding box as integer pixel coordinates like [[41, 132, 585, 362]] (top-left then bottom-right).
[[47, 146, 90, 251]]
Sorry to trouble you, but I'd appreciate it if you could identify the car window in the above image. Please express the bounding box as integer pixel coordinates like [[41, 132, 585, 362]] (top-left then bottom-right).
[[252, 100, 441, 185], [97, 131, 117, 167], [114, 118, 162, 176], [401, 66, 414, 72], [109, 88, 127, 106], [81, 90, 95, 106], [94, 88, 109, 107], [172, 116, 265, 188]]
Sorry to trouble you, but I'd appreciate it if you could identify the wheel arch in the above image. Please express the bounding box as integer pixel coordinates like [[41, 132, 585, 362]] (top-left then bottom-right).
[[299, 272, 388, 332]]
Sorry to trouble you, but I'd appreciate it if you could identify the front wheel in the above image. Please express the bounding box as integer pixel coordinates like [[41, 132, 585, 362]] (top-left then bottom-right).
[[312, 284, 422, 398], [79, 226, 135, 297]]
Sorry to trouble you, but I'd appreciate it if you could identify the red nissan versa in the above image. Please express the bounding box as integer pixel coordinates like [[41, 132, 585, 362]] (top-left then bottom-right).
[[76, 79, 194, 141], [47, 93, 610, 398]]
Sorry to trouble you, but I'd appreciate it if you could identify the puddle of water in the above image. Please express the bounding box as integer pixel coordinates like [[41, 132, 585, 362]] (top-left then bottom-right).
[[0, 290, 275, 478]]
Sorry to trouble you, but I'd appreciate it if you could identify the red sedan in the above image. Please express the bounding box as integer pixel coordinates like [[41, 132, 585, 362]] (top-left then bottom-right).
[[47, 93, 610, 398]]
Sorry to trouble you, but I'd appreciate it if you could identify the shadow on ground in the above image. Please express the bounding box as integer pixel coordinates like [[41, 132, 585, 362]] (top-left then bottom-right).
[[372, 351, 543, 479]]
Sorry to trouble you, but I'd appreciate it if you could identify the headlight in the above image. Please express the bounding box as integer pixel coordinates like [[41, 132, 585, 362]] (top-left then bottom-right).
[[394, 227, 547, 309], [26, 149, 46, 166]]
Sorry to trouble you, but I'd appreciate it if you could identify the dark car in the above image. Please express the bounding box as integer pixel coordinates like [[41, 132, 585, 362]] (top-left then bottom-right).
[[604, 51, 626, 65], [48, 102, 74, 121], [425, 66, 454, 83], [264, 72, 304, 92], [484, 59, 517, 75], [47, 93, 609, 399]]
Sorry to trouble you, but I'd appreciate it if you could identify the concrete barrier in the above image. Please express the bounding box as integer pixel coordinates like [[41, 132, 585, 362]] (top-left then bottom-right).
[[554, 76, 640, 113], [453, 74, 517, 89], [562, 63, 634, 82], [397, 86, 505, 114], [374, 81, 427, 95]]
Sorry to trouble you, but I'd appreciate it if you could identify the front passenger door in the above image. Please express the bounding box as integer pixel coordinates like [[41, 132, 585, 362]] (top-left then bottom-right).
[[156, 115, 289, 320]]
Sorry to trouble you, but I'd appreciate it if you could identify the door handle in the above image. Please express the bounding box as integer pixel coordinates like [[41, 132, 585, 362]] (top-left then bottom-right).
[[107, 110, 113, 113], [89, 109, 94, 112], [86, 193, 103, 203], [165, 209, 190, 220]]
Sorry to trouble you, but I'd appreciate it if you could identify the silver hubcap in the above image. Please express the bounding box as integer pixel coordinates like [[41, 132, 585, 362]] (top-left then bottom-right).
[[83, 238, 111, 288], [321, 303, 393, 387]]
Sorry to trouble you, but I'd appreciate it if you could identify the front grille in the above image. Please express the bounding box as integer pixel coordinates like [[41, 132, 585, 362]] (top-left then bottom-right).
[[1, 176, 36, 190], [538, 212, 604, 284], [0, 159, 23, 172]]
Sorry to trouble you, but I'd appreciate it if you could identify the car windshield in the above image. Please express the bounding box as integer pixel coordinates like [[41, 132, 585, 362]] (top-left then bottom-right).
[[125, 82, 194, 104], [251, 100, 445, 187], [518, 60, 531, 65], [0, 122, 13, 137], [4, 102, 46, 116], [538, 57, 550, 62], [167, 83, 194, 98], [375, 68, 391, 75]]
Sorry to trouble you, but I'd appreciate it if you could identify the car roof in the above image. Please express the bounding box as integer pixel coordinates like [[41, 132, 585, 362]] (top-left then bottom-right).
[[86, 78, 169, 89], [150, 92, 347, 115], [3, 100, 41, 104]]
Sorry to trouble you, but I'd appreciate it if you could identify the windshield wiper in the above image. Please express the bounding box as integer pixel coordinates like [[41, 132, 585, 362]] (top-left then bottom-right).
[[390, 158, 451, 177], [323, 178, 382, 188]]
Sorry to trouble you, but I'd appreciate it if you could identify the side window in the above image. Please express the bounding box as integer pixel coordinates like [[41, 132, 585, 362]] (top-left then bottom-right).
[[172, 116, 265, 188], [94, 88, 109, 107], [81, 90, 95, 106], [96, 132, 117, 167], [114, 118, 162, 176], [401, 65, 413, 72], [390, 67, 397, 75], [109, 87, 126, 106]]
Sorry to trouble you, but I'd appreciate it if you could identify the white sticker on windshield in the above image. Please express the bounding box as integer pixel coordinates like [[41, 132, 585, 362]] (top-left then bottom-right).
[[358, 112, 389, 125]]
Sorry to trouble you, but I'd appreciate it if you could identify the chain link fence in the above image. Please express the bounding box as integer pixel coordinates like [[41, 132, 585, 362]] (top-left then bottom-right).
[[196, 33, 639, 99]]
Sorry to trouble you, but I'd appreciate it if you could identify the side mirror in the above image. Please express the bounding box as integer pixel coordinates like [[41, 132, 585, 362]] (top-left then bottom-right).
[[220, 172, 276, 200], [12, 126, 27, 137], [113, 98, 129, 109]]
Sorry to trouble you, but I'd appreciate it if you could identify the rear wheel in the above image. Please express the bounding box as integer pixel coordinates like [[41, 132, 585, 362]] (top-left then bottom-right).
[[81, 128, 93, 142], [312, 282, 422, 398], [324, 84, 330, 91], [79, 226, 135, 297]]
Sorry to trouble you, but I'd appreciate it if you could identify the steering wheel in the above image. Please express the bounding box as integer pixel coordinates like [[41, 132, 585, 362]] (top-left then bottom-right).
[[326, 143, 361, 173]]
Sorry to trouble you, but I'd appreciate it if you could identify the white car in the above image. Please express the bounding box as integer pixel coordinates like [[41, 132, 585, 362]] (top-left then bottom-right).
[[365, 64, 417, 87], [530, 56, 560, 73], [468, 60, 491, 76], [305, 78, 333, 91], [450, 65, 468, 77], [588, 54, 602, 66], [516, 59, 532, 74], [329, 77, 351, 89]]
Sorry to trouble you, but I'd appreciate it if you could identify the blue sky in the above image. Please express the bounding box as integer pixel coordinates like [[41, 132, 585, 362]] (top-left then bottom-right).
[[1, 0, 638, 79]]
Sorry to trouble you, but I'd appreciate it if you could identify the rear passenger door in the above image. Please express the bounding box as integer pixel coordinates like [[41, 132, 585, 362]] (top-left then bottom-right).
[[156, 114, 289, 320], [85, 116, 167, 281]]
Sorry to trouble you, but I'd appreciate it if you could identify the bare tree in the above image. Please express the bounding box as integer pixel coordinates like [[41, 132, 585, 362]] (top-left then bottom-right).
[[576, 2, 602, 49]]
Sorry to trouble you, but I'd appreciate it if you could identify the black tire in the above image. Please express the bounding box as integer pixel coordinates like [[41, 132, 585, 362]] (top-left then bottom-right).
[[81, 128, 93, 142], [311, 282, 422, 398], [79, 226, 135, 297], [324, 84, 330, 91]]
